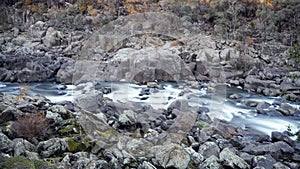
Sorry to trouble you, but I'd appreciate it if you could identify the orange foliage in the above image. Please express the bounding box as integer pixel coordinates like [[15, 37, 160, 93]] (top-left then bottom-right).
[[246, 36, 254, 46]]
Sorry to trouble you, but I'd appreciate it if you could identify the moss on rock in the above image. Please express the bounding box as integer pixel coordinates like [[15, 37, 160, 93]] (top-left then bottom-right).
[[0, 157, 55, 169]]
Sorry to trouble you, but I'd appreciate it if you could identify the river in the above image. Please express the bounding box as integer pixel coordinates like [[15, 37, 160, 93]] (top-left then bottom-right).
[[1, 81, 299, 137]]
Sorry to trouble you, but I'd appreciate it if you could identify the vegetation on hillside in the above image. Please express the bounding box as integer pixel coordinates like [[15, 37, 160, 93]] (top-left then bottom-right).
[[0, 0, 299, 46]]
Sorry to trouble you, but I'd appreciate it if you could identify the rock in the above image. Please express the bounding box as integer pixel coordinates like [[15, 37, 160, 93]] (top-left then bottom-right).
[[0, 53, 64, 82], [229, 93, 242, 99], [28, 21, 47, 39], [118, 110, 137, 126], [46, 110, 63, 123], [151, 143, 190, 169], [61, 152, 103, 169], [79, 111, 119, 151], [220, 147, 250, 169], [271, 131, 295, 146], [272, 162, 291, 169], [256, 101, 271, 114], [117, 136, 154, 157], [242, 141, 294, 160], [212, 122, 238, 139], [12, 138, 35, 157], [277, 103, 297, 116], [167, 99, 189, 112], [56, 59, 75, 84], [43, 27, 63, 48], [220, 47, 240, 61], [239, 152, 255, 164], [37, 138, 68, 158], [252, 154, 277, 168], [199, 155, 220, 169], [147, 82, 158, 88], [198, 141, 220, 159], [0, 132, 13, 153], [245, 75, 275, 88], [185, 147, 204, 165], [139, 161, 156, 169]]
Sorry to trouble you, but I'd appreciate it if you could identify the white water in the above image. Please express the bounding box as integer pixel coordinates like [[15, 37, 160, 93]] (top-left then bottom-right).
[[1, 81, 299, 136]]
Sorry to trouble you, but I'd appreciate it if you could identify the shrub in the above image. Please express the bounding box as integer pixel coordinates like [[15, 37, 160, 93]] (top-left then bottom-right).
[[10, 114, 53, 143], [288, 44, 300, 68]]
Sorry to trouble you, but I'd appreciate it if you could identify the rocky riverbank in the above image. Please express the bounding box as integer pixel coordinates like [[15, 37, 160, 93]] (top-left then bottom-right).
[[0, 89, 299, 168], [1, 12, 299, 101], [0, 1, 300, 168]]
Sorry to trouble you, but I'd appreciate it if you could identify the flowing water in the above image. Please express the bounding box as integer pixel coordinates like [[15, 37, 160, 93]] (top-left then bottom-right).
[[1, 81, 299, 136]]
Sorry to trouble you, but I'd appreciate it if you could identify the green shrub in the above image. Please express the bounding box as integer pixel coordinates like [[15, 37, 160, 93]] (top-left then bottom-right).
[[288, 44, 300, 67]]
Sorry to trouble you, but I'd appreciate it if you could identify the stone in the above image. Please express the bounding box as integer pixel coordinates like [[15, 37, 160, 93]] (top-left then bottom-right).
[[185, 147, 204, 165], [252, 154, 277, 169], [277, 103, 297, 116], [56, 59, 75, 84], [229, 93, 242, 99], [147, 82, 158, 88], [0, 132, 13, 153], [139, 161, 156, 169], [151, 143, 190, 169], [256, 101, 271, 114], [12, 138, 35, 157], [272, 162, 291, 169], [245, 75, 275, 88], [46, 110, 63, 123], [118, 110, 137, 125], [271, 131, 295, 147], [117, 136, 154, 157], [28, 21, 47, 39], [43, 27, 63, 48], [220, 148, 250, 169], [198, 141, 220, 159], [243, 141, 294, 160], [37, 138, 68, 158], [199, 155, 220, 169]]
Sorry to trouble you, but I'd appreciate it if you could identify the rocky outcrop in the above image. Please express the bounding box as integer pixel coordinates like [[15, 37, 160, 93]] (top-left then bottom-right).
[[0, 52, 67, 82]]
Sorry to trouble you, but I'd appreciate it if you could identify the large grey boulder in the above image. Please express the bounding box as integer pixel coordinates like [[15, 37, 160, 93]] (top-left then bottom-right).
[[12, 138, 36, 157], [199, 155, 220, 169], [242, 141, 294, 160], [37, 138, 68, 158], [151, 143, 190, 169], [0, 132, 13, 153], [71, 47, 195, 83], [198, 141, 220, 159], [220, 148, 250, 169]]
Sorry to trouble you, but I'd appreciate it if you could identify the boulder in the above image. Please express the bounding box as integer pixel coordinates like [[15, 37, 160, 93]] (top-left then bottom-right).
[[199, 155, 220, 169], [245, 75, 275, 89], [271, 131, 295, 147], [27, 21, 47, 39], [242, 141, 294, 160], [37, 138, 68, 158], [277, 103, 297, 116], [43, 27, 63, 48], [12, 138, 36, 157], [252, 154, 277, 169], [220, 148, 250, 169], [198, 141, 220, 159], [151, 143, 190, 169], [256, 101, 271, 114], [0, 132, 13, 153]]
